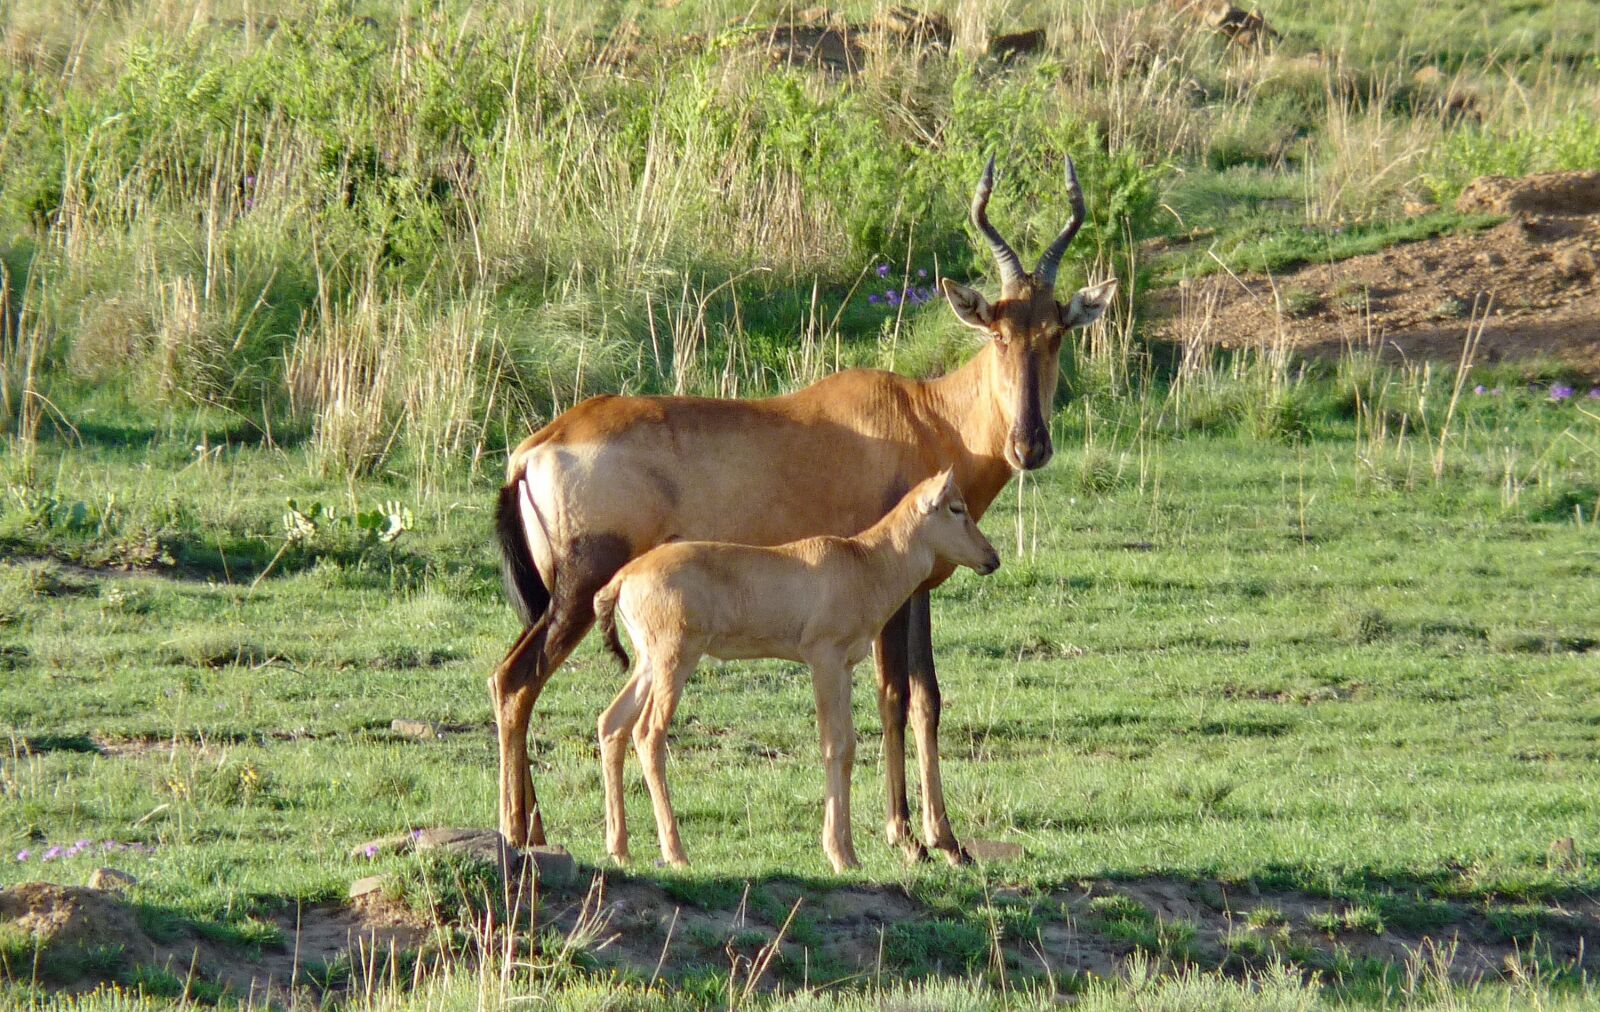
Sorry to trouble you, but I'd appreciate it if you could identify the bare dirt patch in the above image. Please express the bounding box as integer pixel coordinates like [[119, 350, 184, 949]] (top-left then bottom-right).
[[1150, 172, 1600, 375]]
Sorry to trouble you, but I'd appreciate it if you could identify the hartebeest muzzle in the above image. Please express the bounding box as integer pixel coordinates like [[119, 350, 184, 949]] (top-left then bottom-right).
[[1007, 432, 1052, 472]]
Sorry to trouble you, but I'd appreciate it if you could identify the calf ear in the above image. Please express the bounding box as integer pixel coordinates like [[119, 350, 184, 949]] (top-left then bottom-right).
[[941, 279, 993, 331], [918, 469, 958, 513], [1061, 278, 1118, 329]]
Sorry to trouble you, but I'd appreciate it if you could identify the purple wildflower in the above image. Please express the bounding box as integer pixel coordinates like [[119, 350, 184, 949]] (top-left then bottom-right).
[[1589, 388, 1600, 399], [75, 839, 91, 850], [885, 290, 900, 305], [1551, 384, 1574, 401], [364, 844, 378, 859], [1491, 387, 1503, 396], [876, 264, 890, 278], [244, 198, 254, 210], [868, 294, 881, 305], [16, 850, 29, 862], [917, 268, 928, 278], [43, 847, 61, 862], [1473, 385, 1486, 395], [410, 829, 424, 840], [245, 175, 256, 187]]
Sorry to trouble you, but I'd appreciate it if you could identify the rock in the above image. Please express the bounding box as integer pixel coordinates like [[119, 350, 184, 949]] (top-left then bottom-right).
[[390, 718, 445, 740], [87, 868, 137, 892], [989, 28, 1046, 59], [1402, 200, 1438, 218], [414, 827, 508, 867], [521, 845, 579, 888], [348, 875, 385, 899], [966, 838, 1025, 863]]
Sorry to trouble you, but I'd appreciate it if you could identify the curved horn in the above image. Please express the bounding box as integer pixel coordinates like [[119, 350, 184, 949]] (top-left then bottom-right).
[[1034, 155, 1087, 290], [971, 155, 1026, 290]]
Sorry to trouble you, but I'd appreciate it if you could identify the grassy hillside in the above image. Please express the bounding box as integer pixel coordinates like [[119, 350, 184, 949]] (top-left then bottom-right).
[[3, 1, 1600, 1008]]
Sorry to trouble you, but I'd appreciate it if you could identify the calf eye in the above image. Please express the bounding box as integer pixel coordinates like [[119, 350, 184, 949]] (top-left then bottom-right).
[[949, 504, 966, 515]]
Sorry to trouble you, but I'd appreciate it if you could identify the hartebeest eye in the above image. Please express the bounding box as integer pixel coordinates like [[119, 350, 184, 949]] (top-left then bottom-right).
[[949, 503, 966, 515]]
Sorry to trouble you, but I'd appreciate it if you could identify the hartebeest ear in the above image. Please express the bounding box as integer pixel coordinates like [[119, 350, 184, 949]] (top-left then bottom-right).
[[1061, 278, 1119, 329], [918, 468, 958, 513], [940, 278, 993, 331]]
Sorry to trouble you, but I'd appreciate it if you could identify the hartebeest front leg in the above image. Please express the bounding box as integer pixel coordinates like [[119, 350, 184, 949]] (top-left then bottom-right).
[[907, 592, 968, 865], [810, 654, 860, 872], [873, 602, 928, 863]]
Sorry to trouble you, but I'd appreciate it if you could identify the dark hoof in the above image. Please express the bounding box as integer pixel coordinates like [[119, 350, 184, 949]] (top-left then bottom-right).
[[897, 838, 931, 864], [938, 844, 973, 867]]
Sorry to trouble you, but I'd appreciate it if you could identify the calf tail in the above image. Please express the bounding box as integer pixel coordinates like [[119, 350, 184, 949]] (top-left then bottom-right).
[[593, 577, 630, 673]]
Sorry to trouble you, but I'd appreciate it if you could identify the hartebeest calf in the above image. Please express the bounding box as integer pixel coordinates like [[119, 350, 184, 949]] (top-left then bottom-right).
[[593, 470, 999, 872], [494, 155, 1115, 863]]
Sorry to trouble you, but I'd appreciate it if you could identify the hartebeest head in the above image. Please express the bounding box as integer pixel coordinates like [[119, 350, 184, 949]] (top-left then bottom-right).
[[941, 156, 1119, 471]]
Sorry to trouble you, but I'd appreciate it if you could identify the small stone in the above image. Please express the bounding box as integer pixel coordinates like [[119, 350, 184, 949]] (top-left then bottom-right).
[[88, 867, 137, 891], [390, 719, 444, 740], [522, 845, 578, 888], [348, 875, 385, 899], [1401, 200, 1438, 218], [966, 839, 1025, 863]]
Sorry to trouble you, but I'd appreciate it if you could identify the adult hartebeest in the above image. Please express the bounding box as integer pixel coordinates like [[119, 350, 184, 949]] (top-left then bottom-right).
[[592, 470, 1000, 872], [492, 155, 1116, 863]]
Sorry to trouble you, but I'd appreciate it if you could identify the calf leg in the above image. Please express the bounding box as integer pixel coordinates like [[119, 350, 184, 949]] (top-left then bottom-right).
[[906, 592, 967, 864], [597, 652, 654, 864], [873, 601, 927, 863], [811, 656, 861, 872], [634, 652, 696, 867]]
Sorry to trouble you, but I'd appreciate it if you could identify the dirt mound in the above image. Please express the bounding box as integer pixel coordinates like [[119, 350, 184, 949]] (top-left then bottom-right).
[[1151, 174, 1600, 373], [529, 870, 1599, 988], [0, 883, 145, 950], [1456, 171, 1600, 216], [0, 881, 431, 1002]]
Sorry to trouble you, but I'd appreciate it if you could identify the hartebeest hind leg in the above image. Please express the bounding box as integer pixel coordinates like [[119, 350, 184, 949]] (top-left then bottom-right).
[[873, 602, 929, 864], [906, 592, 968, 864], [493, 578, 610, 847], [490, 624, 550, 848]]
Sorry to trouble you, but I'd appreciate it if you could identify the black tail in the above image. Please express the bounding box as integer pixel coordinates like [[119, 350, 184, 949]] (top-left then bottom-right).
[[593, 579, 630, 673], [495, 480, 551, 628]]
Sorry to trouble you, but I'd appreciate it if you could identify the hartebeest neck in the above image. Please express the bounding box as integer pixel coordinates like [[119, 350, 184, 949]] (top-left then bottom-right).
[[921, 345, 1018, 516]]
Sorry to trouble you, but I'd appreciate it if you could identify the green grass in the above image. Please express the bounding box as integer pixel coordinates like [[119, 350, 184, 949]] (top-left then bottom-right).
[[4, 377, 1599, 1005]]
